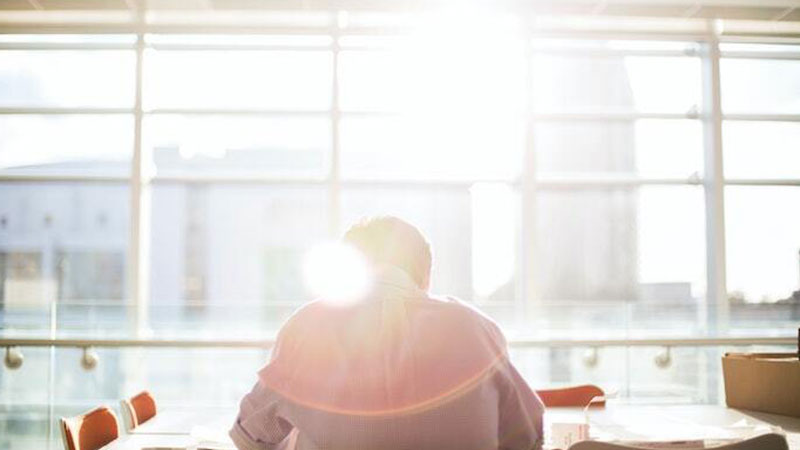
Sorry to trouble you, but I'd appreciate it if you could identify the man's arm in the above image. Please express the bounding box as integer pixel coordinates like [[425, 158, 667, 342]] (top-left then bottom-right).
[[496, 359, 545, 450], [229, 379, 294, 450]]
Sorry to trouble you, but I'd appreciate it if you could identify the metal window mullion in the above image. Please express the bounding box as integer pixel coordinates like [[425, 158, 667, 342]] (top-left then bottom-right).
[[701, 24, 728, 336], [329, 16, 342, 238], [128, 13, 151, 337], [521, 22, 538, 328]]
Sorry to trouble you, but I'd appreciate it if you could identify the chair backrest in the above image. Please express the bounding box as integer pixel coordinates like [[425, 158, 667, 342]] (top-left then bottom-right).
[[60, 406, 119, 450], [118, 399, 136, 432], [568, 433, 789, 450], [536, 384, 605, 407], [121, 390, 157, 431]]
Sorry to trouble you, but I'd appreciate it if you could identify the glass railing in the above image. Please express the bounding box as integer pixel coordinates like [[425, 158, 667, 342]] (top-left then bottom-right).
[[0, 300, 796, 449]]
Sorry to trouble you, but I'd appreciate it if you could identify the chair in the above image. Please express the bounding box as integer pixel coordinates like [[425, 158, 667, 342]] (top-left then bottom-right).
[[568, 433, 789, 450], [536, 384, 605, 407], [119, 390, 157, 432], [60, 406, 120, 450]]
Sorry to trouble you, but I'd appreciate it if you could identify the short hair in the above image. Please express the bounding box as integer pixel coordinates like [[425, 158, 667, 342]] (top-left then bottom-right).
[[343, 216, 432, 287]]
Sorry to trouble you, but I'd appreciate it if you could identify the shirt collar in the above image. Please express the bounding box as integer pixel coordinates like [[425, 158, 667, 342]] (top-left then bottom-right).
[[370, 265, 425, 300]]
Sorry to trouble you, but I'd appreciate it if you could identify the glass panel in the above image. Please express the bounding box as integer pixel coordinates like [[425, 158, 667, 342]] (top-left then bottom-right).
[[725, 186, 800, 310], [0, 182, 130, 336], [339, 115, 524, 180], [723, 121, 800, 179], [0, 50, 135, 107], [144, 115, 330, 178], [533, 55, 700, 113], [0, 115, 133, 174], [144, 50, 332, 110], [338, 50, 408, 112], [149, 184, 328, 337], [339, 34, 525, 113], [535, 119, 702, 178], [721, 58, 800, 114], [340, 186, 521, 328], [0, 346, 53, 449], [535, 186, 706, 336]]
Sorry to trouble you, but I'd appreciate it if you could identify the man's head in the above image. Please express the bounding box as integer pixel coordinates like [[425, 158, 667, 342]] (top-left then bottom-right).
[[343, 216, 432, 291]]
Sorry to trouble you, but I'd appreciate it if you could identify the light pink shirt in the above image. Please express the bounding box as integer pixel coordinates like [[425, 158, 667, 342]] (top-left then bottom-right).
[[230, 268, 544, 450]]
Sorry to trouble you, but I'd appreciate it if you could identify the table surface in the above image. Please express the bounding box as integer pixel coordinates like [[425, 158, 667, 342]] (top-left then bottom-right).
[[101, 404, 800, 449], [130, 408, 237, 435]]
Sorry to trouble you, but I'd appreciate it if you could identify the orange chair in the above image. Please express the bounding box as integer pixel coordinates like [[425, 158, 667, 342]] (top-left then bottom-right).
[[119, 390, 157, 432], [536, 384, 605, 407], [60, 406, 120, 450]]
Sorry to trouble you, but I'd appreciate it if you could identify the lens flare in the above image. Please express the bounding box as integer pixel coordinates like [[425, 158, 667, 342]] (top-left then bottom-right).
[[303, 242, 372, 305]]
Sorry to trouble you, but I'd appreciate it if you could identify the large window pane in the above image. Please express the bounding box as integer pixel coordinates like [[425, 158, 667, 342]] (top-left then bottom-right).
[[723, 121, 800, 179], [533, 54, 700, 113], [339, 115, 524, 180], [721, 58, 800, 114], [149, 184, 328, 337], [535, 186, 706, 335], [0, 50, 134, 107], [0, 182, 130, 336], [535, 119, 702, 178], [725, 186, 800, 308], [144, 115, 330, 178], [339, 33, 525, 113], [338, 50, 408, 112], [144, 50, 332, 110], [0, 115, 133, 174]]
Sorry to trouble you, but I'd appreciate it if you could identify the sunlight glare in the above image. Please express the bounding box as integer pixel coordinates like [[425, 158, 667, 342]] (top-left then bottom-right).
[[303, 242, 372, 305]]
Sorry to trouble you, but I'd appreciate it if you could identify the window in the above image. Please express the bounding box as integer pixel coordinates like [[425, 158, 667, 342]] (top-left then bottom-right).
[[0, 22, 798, 445], [721, 43, 800, 316]]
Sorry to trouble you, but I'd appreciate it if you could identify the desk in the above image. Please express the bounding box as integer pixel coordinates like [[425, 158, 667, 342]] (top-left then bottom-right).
[[101, 408, 237, 450], [545, 405, 800, 449], [130, 408, 236, 435], [100, 404, 800, 449]]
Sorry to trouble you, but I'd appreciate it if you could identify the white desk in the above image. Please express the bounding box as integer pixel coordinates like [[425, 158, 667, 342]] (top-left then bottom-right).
[[100, 404, 800, 449], [100, 408, 236, 450], [130, 408, 237, 435], [546, 404, 800, 449]]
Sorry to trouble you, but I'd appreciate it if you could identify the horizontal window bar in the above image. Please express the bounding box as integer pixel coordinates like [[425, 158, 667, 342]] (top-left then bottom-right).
[[0, 173, 713, 187], [145, 108, 330, 116], [721, 50, 800, 60], [0, 107, 133, 114], [0, 172, 130, 183], [531, 48, 698, 58], [532, 112, 698, 121], [535, 176, 703, 187], [0, 42, 136, 50], [724, 178, 800, 186], [0, 108, 709, 122], [723, 113, 800, 122], [147, 43, 333, 51], [0, 336, 793, 349]]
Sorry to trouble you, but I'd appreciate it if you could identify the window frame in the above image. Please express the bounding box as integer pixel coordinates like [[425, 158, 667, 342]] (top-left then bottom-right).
[[0, 19, 798, 336]]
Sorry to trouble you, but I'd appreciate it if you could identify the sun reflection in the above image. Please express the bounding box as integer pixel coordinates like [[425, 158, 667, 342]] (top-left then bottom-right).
[[303, 242, 372, 305]]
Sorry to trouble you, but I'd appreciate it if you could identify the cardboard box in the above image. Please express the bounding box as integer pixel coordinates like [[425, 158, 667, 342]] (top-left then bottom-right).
[[722, 352, 800, 418]]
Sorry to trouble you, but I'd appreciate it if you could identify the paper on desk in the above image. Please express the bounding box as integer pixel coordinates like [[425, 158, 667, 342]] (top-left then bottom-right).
[[190, 425, 235, 450]]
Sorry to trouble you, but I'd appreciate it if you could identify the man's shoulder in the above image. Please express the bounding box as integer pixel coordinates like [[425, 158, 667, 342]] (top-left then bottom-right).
[[435, 295, 498, 321], [429, 295, 507, 344]]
